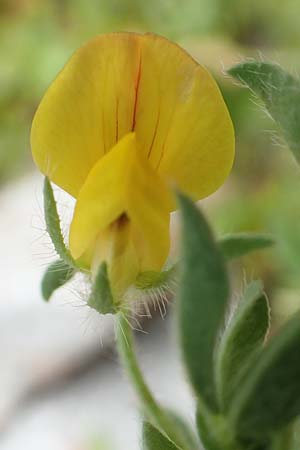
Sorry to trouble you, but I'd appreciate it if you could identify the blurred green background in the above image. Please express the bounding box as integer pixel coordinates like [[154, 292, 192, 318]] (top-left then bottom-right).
[[2, 1, 300, 448]]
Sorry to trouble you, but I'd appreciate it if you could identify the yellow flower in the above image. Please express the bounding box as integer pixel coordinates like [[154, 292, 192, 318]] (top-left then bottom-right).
[[31, 32, 234, 300]]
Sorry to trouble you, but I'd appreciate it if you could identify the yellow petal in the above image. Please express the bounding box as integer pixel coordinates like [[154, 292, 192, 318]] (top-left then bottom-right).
[[69, 133, 171, 290], [91, 216, 139, 299], [31, 33, 142, 197], [31, 32, 234, 200], [134, 33, 235, 202]]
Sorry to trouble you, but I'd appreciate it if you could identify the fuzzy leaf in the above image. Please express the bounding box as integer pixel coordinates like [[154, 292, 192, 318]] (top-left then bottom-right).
[[196, 413, 223, 450], [142, 422, 178, 450], [196, 405, 240, 450], [219, 233, 274, 261], [229, 311, 300, 439], [228, 62, 300, 163], [41, 259, 75, 301], [177, 193, 229, 411], [88, 262, 115, 314], [165, 410, 200, 450], [43, 177, 75, 266], [271, 425, 294, 450], [216, 280, 270, 410]]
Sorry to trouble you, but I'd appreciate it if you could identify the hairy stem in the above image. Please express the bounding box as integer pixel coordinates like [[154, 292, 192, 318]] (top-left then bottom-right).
[[116, 312, 196, 450]]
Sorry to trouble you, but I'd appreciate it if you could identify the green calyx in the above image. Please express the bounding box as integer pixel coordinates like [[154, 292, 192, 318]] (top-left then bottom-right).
[[135, 265, 177, 290], [88, 262, 116, 315]]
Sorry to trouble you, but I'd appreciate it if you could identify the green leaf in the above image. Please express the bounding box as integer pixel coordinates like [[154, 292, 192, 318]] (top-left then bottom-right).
[[216, 280, 270, 410], [271, 425, 294, 450], [228, 62, 300, 163], [41, 259, 76, 301], [43, 177, 75, 267], [142, 421, 178, 450], [196, 400, 238, 450], [196, 412, 223, 450], [177, 193, 229, 412], [229, 311, 300, 439], [164, 410, 200, 450], [218, 233, 274, 261], [88, 262, 115, 314]]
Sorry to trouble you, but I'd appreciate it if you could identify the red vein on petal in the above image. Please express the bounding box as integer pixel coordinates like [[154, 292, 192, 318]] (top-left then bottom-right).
[[102, 109, 106, 154], [156, 143, 166, 171], [116, 98, 119, 143], [147, 104, 161, 159], [156, 101, 177, 171], [131, 55, 142, 131]]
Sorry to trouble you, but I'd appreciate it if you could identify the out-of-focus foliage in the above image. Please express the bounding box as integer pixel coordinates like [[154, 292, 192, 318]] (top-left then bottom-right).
[[177, 192, 229, 412], [218, 233, 274, 261], [229, 62, 300, 164], [177, 198, 300, 450]]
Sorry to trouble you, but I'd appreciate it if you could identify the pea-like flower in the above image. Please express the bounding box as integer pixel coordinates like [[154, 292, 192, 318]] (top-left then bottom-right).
[[31, 32, 234, 301]]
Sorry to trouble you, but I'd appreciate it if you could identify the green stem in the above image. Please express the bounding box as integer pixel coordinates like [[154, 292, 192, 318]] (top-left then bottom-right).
[[116, 313, 196, 450]]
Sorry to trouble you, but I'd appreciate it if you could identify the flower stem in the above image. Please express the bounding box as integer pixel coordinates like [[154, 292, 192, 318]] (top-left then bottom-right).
[[116, 312, 195, 450]]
